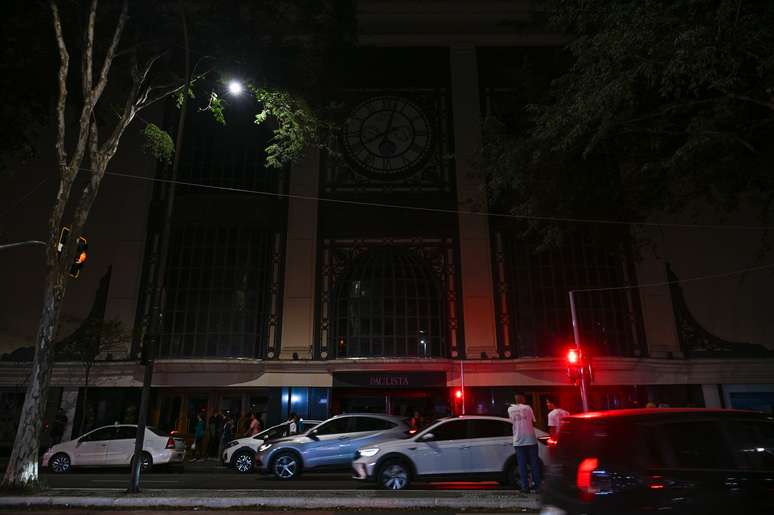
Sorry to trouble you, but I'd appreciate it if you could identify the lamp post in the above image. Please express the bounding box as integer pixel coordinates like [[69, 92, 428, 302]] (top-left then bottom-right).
[[568, 290, 590, 412]]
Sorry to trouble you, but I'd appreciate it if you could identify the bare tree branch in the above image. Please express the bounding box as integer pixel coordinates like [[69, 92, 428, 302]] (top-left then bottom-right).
[[82, 0, 98, 100], [91, 0, 128, 105], [50, 1, 69, 168]]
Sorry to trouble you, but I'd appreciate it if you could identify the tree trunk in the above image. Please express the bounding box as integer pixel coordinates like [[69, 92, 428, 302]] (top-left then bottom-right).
[[1, 263, 66, 490]]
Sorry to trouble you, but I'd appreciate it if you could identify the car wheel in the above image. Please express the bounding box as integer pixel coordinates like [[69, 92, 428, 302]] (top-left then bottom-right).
[[500, 460, 518, 486], [132, 451, 153, 472], [233, 451, 255, 473], [378, 459, 411, 490], [271, 451, 300, 480], [49, 453, 71, 473]]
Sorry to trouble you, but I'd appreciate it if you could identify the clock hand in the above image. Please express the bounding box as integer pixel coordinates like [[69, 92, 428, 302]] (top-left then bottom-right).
[[379, 109, 397, 146], [363, 124, 407, 145]]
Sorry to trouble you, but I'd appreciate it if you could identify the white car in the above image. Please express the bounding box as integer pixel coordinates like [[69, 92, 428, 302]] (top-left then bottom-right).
[[42, 424, 186, 473], [352, 415, 551, 490], [222, 419, 321, 473]]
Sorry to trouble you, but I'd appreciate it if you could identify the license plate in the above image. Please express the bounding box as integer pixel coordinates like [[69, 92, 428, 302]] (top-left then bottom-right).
[[540, 506, 567, 515]]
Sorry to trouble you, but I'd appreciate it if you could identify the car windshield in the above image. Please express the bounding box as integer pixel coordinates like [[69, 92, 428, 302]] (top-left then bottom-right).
[[256, 423, 288, 441]]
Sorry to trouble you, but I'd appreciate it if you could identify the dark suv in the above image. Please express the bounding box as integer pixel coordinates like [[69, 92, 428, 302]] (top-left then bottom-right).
[[541, 408, 774, 515]]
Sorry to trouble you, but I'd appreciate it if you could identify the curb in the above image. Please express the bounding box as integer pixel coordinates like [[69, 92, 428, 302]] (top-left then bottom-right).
[[0, 489, 541, 511]]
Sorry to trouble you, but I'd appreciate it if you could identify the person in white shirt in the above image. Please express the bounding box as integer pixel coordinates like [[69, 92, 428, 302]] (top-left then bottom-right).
[[507, 394, 541, 492], [546, 398, 570, 438]]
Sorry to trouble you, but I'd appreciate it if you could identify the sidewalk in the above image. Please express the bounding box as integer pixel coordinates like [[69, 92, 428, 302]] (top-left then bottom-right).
[[0, 487, 540, 511]]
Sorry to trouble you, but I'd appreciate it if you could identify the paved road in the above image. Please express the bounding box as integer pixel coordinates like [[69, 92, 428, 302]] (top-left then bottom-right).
[[42, 467, 507, 491]]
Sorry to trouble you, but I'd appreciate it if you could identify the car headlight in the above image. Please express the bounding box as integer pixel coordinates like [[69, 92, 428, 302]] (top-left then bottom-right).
[[357, 447, 380, 457], [224, 440, 239, 449], [258, 443, 272, 452]]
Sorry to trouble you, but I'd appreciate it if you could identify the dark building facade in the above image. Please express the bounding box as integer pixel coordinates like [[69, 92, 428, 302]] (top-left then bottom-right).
[[1, 1, 773, 447]]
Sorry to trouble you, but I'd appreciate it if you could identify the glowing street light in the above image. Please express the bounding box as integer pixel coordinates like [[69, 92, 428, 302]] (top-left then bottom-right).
[[227, 80, 244, 96]]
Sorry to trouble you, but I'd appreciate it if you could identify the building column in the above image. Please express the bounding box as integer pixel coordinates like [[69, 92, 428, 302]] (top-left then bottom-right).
[[450, 45, 497, 359], [60, 387, 79, 441], [701, 384, 723, 408], [280, 146, 320, 359]]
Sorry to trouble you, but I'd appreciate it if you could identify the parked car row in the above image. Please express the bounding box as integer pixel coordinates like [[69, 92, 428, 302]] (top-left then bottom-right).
[[253, 413, 551, 489]]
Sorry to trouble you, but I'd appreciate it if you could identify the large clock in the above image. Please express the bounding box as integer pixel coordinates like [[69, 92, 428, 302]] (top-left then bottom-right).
[[342, 96, 432, 180]]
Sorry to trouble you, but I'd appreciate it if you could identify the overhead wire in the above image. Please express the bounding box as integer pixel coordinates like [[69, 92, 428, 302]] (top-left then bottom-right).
[[75, 166, 774, 231]]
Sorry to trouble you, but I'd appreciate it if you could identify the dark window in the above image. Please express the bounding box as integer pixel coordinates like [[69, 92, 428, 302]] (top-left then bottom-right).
[[314, 417, 352, 435], [147, 426, 168, 438], [259, 423, 289, 441], [159, 226, 276, 359], [726, 419, 774, 470], [661, 421, 734, 469], [116, 426, 138, 440], [468, 419, 512, 439], [430, 420, 469, 441], [353, 417, 396, 432], [82, 427, 115, 442], [495, 228, 644, 357], [332, 247, 448, 358]]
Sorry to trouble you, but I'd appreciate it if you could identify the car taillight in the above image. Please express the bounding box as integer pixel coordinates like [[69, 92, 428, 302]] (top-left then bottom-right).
[[576, 457, 614, 500], [166, 437, 175, 449], [546, 436, 557, 448]]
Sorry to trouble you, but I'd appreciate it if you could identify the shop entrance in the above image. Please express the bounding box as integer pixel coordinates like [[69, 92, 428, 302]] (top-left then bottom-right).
[[332, 371, 449, 424]]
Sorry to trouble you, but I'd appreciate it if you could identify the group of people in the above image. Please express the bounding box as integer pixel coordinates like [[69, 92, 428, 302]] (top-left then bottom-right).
[[190, 411, 263, 462], [189, 411, 302, 462], [507, 394, 569, 493]]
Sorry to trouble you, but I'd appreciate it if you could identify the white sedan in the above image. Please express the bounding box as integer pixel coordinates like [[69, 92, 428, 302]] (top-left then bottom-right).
[[222, 419, 321, 473], [352, 415, 551, 490], [42, 424, 186, 473]]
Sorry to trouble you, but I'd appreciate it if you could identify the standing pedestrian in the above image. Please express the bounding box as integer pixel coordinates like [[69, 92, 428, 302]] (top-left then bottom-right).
[[508, 394, 541, 492], [247, 413, 261, 437], [287, 413, 299, 435], [408, 410, 423, 433], [51, 408, 68, 445], [219, 414, 234, 461], [207, 410, 222, 460], [191, 412, 206, 462], [546, 398, 570, 438]]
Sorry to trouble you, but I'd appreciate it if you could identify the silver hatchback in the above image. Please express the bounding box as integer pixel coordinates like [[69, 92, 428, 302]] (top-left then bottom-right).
[[255, 413, 409, 480]]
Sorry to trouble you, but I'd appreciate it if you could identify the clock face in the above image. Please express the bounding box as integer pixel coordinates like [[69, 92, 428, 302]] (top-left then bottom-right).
[[342, 96, 432, 179]]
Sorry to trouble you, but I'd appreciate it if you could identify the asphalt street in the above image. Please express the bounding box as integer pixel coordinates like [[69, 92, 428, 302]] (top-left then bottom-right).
[[41, 466, 508, 491]]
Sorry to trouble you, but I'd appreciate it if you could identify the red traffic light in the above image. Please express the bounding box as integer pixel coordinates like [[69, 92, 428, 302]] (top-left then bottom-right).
[[567, 348, 580, 365], [454, 389, 463, 399]]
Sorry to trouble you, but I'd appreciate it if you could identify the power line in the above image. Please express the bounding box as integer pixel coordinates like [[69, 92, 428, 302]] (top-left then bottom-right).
[[572, 261, 774, 294], [1, 177, 49, 219], [83, 167, 774, 231]]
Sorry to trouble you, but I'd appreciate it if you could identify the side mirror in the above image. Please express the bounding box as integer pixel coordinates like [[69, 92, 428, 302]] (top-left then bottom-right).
[[308, 430, 319, 440], [76, 438, 84, 447], [419, 432, 435, 442]]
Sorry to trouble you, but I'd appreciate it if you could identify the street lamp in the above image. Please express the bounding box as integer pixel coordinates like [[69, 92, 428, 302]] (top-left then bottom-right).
[[227, 80, 243, 96]]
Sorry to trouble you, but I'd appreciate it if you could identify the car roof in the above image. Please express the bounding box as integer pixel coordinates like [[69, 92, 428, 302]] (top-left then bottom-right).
[[437, 415, 511, 422], [329, 413, 406, 422], [568, 408, 767, 420]]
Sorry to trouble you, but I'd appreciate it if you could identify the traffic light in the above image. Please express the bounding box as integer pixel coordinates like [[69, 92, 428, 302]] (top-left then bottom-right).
[[452, 388, 464, 415], [58, 227, 88, 278], [566, 347, 582, 385]]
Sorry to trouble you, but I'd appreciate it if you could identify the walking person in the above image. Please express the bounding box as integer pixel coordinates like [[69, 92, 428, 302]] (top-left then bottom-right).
[[508, 394, 541, 492], [546, 398, 570, 438], [191, 412, 206, 462]]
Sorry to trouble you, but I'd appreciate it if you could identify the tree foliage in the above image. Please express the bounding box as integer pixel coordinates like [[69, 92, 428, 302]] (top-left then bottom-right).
[[483, 0, 774, 246]]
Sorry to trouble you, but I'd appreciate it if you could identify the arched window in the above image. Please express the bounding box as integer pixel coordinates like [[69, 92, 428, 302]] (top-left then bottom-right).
[[332, 247, 447, 358]]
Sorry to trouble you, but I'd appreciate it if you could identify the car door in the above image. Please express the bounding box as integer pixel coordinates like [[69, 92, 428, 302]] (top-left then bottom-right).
[[724, 418, 774, 515], [465, 419, 513, 473], [342, 417, 398, 461], [412, 419, 468, 476], [302, 417, 353, 468], [105, 426, 137, 465], [654, 419, 741, 514], [75, 427, 115, 466]]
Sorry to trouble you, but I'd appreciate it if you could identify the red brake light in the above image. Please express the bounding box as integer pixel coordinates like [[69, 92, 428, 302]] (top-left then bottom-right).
[[567, 348, 580, 365], [454, 389, 463, 399], [165, 437, 175, 449], [546, 436, 557, 448], [576, 457, 599, 491]]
